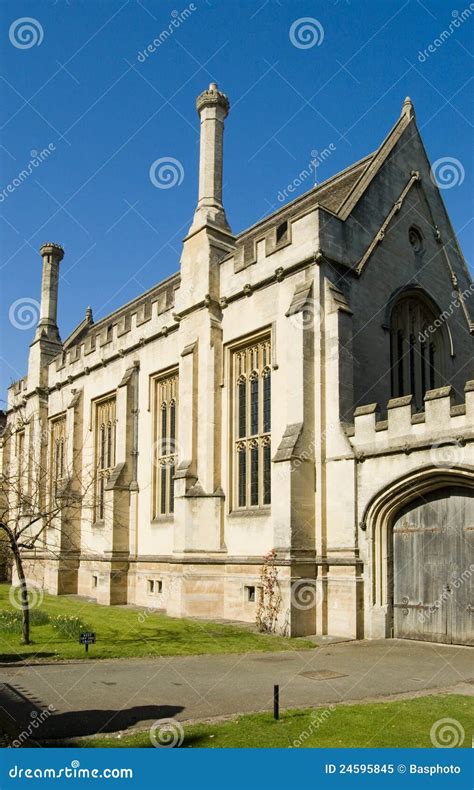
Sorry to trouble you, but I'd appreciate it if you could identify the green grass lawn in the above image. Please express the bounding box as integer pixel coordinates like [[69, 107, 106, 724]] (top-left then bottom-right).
[[64, 694, 473, 748], [0, 583, 315, 661]]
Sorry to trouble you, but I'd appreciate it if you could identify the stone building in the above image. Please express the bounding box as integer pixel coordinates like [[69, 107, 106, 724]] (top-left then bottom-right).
[[2, 84, 473, 644]]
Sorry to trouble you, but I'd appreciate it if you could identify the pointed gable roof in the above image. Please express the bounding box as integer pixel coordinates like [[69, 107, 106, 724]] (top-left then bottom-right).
[[336, 98, 416, 220]]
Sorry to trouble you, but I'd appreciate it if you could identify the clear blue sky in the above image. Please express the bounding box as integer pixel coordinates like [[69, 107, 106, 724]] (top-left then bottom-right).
[[1, 0, 473, 401]]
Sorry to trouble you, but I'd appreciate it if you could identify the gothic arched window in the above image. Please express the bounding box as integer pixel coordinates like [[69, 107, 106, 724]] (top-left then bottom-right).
[[390, 294, 445, 409], [153, 372, 178, 518], [233, 336, 271, 510]]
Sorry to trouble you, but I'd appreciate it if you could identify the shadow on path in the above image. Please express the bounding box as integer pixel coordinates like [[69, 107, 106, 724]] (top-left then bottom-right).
[[0, 682, 184, 743]]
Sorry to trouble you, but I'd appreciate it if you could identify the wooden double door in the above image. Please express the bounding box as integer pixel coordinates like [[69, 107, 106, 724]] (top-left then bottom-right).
[[392, 486, 473, 646]]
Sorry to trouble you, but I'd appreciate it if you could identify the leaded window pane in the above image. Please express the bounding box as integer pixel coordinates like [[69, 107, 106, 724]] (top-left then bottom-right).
[[238, 448, 246, 508], [263, 373, 271, 432], [390, 296, 444, 409], [250, 376, 258, 436], [154, 373, 178, 517], [233, 337, 271, 510], [263, 443, 271, 505], [95, 398, 116, 522], [160, 465, 167, 514], [238, 380, 246, 438]]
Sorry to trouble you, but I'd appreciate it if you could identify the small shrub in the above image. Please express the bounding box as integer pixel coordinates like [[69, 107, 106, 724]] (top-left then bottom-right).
[[256, 549, 282, 634], [51, 615, 92, 639], [0, 610, 22, 633], [0, 609, 50, 633], [30, 609, 50, 626]]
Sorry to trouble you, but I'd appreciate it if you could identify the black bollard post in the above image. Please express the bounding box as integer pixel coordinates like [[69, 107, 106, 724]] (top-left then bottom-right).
[[273, 684, 279, 720]]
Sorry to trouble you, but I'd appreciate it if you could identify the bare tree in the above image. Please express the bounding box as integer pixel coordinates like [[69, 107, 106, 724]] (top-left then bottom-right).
[[0, 412, 95, 644]]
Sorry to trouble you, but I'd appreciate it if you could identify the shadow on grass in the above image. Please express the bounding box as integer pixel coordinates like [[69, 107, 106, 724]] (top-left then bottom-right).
[[48, 732, 207, 749]]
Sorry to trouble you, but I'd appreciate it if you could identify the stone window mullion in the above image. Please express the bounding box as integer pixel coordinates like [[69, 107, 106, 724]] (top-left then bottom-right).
[[232, 335, 271, 511]]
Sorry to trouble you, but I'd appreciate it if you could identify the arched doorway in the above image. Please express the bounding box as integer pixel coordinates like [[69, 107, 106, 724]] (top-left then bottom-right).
[[391, 486, 473, 645], [363, 466, 474, 644]]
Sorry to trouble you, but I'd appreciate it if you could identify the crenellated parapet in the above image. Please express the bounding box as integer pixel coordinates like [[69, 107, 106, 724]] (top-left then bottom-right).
[[347, 382, 474, 457], [53, 278, 177, 374]]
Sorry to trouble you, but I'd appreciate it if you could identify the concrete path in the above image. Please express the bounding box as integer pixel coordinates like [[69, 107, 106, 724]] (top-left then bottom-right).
[[0, 639, 472, 741]]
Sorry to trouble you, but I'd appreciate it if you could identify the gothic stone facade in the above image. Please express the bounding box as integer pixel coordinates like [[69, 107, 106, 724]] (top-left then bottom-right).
[[3, 86, 474, 644]]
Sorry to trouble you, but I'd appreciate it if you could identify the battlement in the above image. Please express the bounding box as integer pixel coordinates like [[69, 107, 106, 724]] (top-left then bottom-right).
[[348, 382, 474, 451], [53, 281, 176, 374], [7, 377, 27, 396]]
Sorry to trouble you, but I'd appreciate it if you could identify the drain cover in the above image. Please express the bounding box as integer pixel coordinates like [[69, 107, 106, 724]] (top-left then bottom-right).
[[299, 670, 347, 680]]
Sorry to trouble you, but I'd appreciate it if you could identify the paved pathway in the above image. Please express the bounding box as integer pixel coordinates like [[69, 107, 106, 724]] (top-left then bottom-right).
[[0, 639, 472, 740]]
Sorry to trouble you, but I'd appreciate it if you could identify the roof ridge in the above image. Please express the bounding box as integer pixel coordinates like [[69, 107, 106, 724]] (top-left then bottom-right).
[[337, 110, 415, 220], [235, 152, 375, 239]]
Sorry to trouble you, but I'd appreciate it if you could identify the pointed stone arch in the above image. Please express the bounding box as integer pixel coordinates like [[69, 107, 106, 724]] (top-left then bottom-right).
[[363, 465, 474, 613]]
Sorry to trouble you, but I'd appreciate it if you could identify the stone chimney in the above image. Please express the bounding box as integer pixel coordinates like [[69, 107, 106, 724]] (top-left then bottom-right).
[[35, 242, 64, 343], [28, 242, 64, 389], [190, 82, 231, 233]]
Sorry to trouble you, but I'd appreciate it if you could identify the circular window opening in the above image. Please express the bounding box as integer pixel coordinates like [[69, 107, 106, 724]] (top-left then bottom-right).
[[408, 226, 424, 253]]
